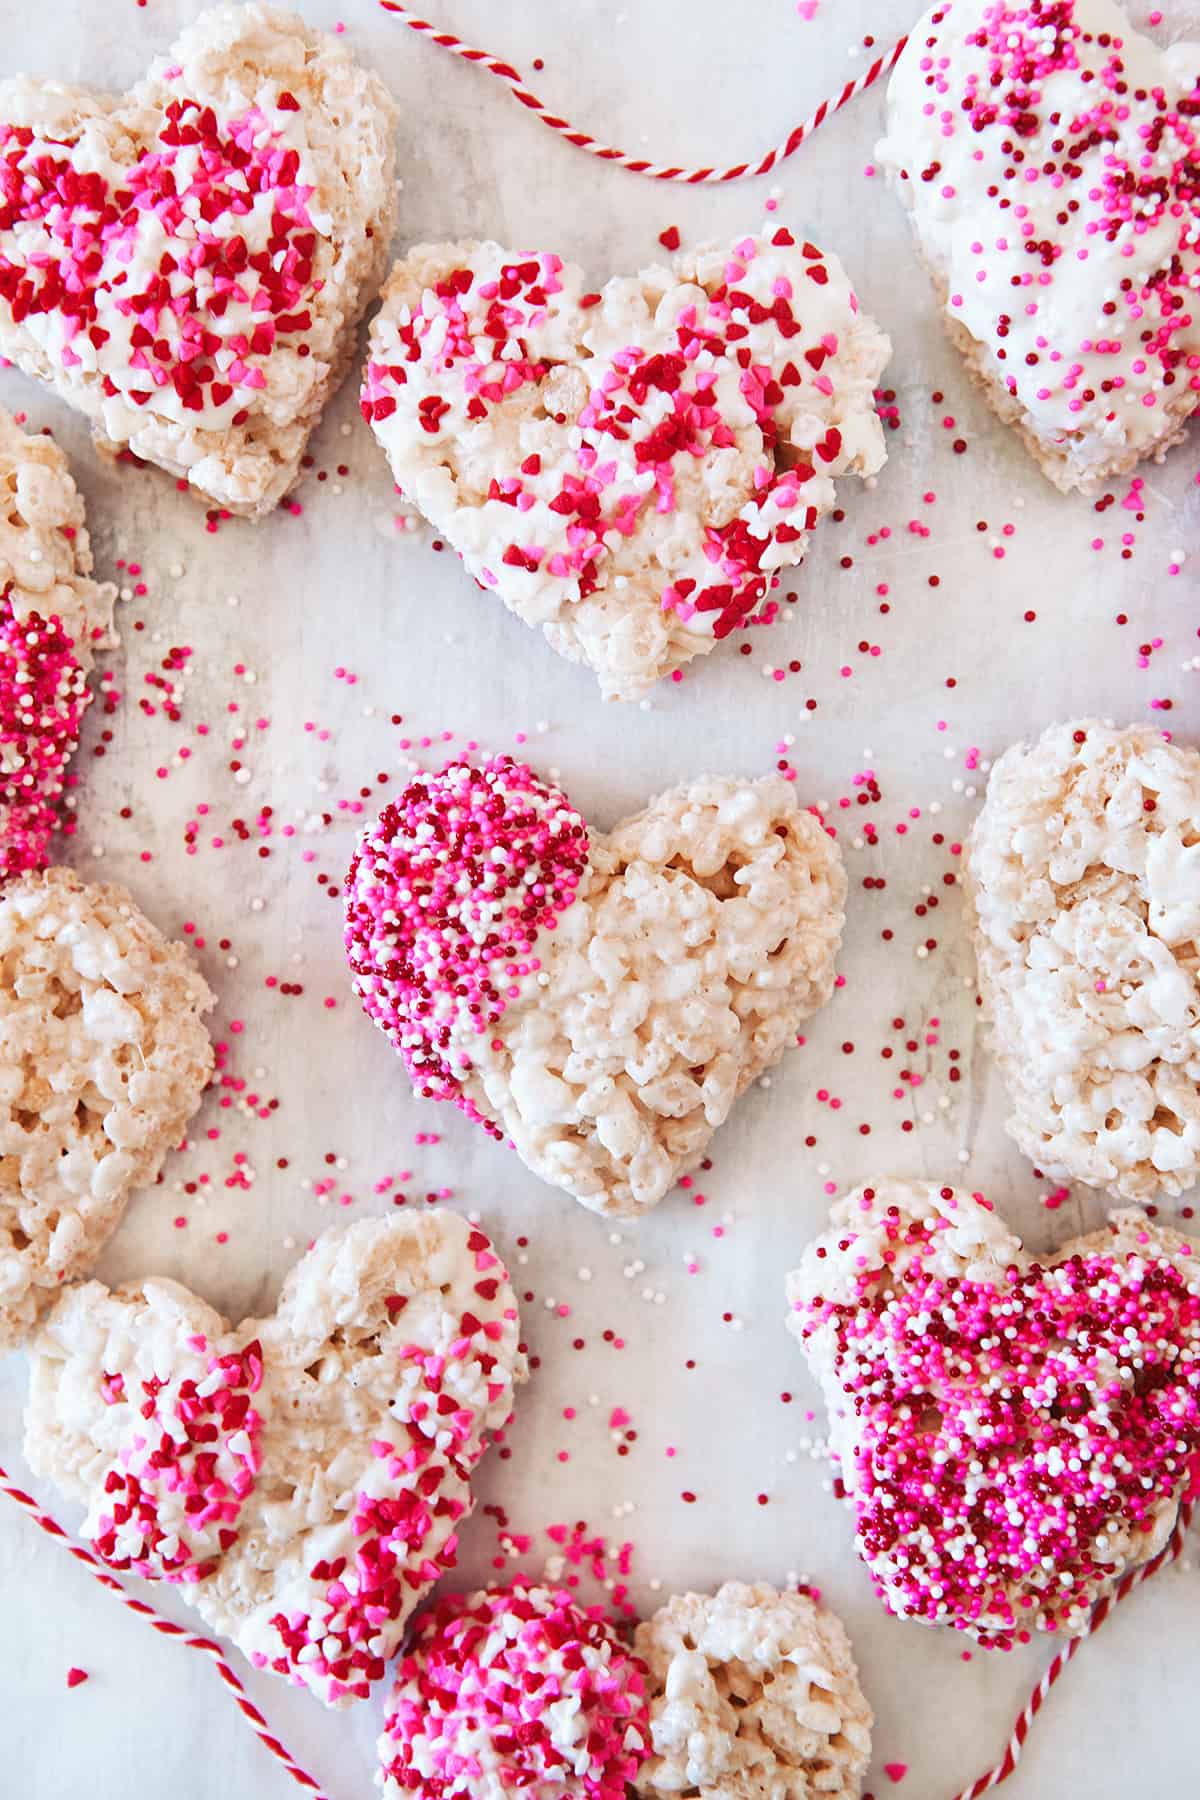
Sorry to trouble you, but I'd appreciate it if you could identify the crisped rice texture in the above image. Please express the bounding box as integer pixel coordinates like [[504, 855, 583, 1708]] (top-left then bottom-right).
[[634, 1582, 872, 1800], [786, 1179, 1200, 1640], [464, 774, 846, 1216], [0, 405, 115, 667], [964, 720, 1200, 1200], [0, 5, 397, 518], [25, 1211, 527, 1706], [363, 237, 889, 699], [0, 866, 214, 1350]]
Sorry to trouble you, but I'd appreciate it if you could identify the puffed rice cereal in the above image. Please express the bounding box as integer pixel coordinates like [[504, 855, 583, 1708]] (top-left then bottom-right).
[[634, 1581, 873, 1800], [25, 1211, 526, 1705], [964, 719, 1200, 1200], [0, 866, 214, 1350], [0, 4, 398, 517], [344, 757, 846, 1216], [362, 235, 890, 698]]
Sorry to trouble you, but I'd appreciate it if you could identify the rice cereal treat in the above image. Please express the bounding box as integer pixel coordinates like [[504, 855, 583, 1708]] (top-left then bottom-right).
[[0, 866, 214, 1352], [878, 0, 1200, 491], [786, 1179, 1200, 1645], [25, 1212, 527, 1706], [963, 719, 1200, 1199], [0, 407, 117, 875], [378, 1581, 651, 1798], [344, 756, 846, 1217], [362, 234, 890, 698], [634, 1581, 873, 1800], [0, 4, 398, 517]]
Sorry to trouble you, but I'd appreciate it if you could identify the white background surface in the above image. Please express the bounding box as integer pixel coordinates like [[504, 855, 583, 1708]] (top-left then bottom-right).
[[0, 1, 1197, 1796]]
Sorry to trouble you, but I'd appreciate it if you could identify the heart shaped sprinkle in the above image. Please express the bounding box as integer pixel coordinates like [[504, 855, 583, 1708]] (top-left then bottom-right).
[[378, 1582, 651, 1799], [787, 1180, 1200, 1645], [0, 865, 214, 1352], [362, 234, 889, 697], [633, 1581, 873, 1800], [345, 759, 845, 1216], [964, 719, 1200, 1200], [880, 0, 1200, 488], [0, 4, 397, 516], [25, 1211, 527, 1704]]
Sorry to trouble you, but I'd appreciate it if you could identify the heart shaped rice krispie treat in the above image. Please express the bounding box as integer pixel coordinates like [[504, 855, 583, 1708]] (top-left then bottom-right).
[[378, 1581, 651, 1798], [633, 1581, 873, 1800], [25, 1211, 526, 1706], [879, 0, 1200, 490], [0, 3, 397, 517], [964, 719, 1200, 1200], [361, 234, 890, 698], [344, 757, 846, 1217], [786, 1179, 1200, 1645], [0, 407, 116, 876], [0, 866, 214, 1352]]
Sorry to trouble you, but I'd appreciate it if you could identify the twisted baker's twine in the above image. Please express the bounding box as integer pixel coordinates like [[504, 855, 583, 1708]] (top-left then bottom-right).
[[0, 1461, 330, 1799], [1, 1453, 1191, 1799], [379, 2, 907, 183], [948, 1498, 1195, 1799]]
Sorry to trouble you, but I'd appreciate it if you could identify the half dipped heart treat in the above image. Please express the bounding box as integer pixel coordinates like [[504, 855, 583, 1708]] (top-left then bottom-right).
[[344, 757, 846, 1217], [24, 1211, 526, 1705], [880, 0, 1200, 489], [0, 3, 397, 516], [0, 406, 115, 877], [787, 1179, 1200, 1646], [361, 234, 890, 697], [964, 720, 1200, 1201]]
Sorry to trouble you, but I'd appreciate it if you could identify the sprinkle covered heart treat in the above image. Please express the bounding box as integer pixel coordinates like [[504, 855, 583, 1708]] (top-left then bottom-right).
[[0, 3, 397, 518], [0, 866, 213, 1352], [879, 0, 1200, 490], [964, 719, 1200, 1201], [0, 407, 116, 877], [344, 757, 846, 1216], [633, 1581, 873, 1800], [361, 234, 890, 698], [24, 1211, 526, 1705], [377, 1580, 652, 1799], [787, 1180, 1200, 1646]]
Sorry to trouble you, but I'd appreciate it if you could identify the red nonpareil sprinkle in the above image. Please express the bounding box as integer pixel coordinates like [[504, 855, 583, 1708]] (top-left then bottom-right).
[[0, 595, 89, 877]]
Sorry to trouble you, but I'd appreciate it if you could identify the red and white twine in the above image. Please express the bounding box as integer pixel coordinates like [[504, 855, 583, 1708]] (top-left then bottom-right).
[[949, 1498, 1195, 1800], [0, 1460, 330, 1800], [1, 1462, 1191, 1800], [378, 2, 907, 184]]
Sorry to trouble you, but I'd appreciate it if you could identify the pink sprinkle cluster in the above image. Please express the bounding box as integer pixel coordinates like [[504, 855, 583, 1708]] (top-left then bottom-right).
[[920, 1, 1200, 413], [379, 1582, 651, 1799], [344, 756, 588, 1129], [260, 1233, 518, 1704], [798, 1206, 1200, 1645], [0, 93, 322, 415], [0, 594, 89, 879], [362, 233, 843, 638], [92, 1340, 263, 1583]]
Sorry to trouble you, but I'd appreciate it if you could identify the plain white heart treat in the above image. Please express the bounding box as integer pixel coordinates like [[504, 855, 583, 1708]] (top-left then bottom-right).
[[633, 1581, 873, 1800], [787, 1179, 1200, 1645], [24, 1211, 526, 1706], [0, 866, 214, 1352], [0, 4, 397, 517], [343, 757, 847, 1218], [963, 719, 1200, 1199], [879, 0, 1200, 489], [361, 234, 890, 697]]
